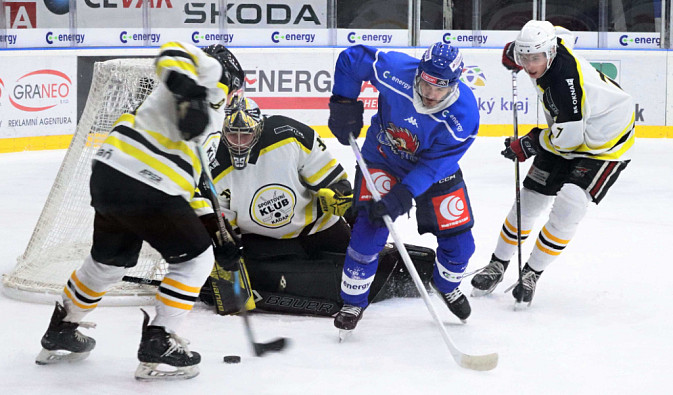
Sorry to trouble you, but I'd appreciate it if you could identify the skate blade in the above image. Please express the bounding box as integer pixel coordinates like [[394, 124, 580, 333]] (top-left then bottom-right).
[[134, 362, 199, 381], [338, 329, 353, 343], [513, 301, 531, 311], [470, 287, 495, 297], [35, 348, 90, 365]]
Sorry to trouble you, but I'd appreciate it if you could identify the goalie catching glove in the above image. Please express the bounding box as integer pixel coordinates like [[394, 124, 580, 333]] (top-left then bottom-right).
[[318, 179, 353, 217]]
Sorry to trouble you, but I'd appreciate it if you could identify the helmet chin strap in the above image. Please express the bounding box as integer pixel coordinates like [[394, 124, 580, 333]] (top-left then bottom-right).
[[412, 85, 460, 115]]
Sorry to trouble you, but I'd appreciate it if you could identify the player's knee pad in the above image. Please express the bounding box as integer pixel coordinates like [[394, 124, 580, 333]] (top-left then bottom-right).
[[164, 246, 215, 286], [79, 254, 127, 284], [520, 187, 553, 220], [436, 230, 475, 264], [549, 183, 590, 232], [349, 209, 390, 256]]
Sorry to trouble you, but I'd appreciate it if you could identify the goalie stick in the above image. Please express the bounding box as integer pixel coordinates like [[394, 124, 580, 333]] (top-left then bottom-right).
[[196, 145, 288, 357], [348, 135, 498, 371]]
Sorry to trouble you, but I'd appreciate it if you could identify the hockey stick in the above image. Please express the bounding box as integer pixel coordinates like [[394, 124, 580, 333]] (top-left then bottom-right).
[[196, 146, 288, 357], [348, 135, 498, 371], [511, 71, 524, 303]]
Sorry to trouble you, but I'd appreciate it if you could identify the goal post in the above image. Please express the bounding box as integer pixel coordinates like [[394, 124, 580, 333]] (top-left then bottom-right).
[[2, 59, 169, 305]]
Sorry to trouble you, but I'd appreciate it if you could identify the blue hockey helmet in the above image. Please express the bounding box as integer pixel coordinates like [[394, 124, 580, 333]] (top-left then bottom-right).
[[413, 43, 463, 113], [416, 42, 464, 88]]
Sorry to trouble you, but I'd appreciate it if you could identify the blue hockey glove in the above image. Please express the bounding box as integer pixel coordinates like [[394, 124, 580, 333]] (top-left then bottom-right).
[[328, 95, 365, 145], [369, 183, 414, 225], [502, 127, 543, 162]]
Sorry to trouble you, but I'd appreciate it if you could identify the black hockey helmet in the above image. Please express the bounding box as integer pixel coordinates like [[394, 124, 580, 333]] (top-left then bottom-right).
[[203, 44, 244, 94]]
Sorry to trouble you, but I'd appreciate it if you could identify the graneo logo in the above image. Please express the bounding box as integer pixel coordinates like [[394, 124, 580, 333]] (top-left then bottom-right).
[[460, 65, 486, 90], [9, 69, 72, 112]]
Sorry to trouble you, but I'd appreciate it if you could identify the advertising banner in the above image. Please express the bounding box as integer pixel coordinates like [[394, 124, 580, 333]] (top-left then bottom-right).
[[0, 46, 666, 144], [419, 30, 661, 50], [0, 55, 77, 137], [73, 0, 327, 29]]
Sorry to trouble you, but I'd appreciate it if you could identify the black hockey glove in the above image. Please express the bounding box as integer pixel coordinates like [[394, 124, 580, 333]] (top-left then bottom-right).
[[175, 94, 209, 141], [318, 179, 354, 217], [328, 95, 365, 146], [501, 127, 543, 162], [213, 241, 241, 272], [502, 41, 523, 72], [200, 213, 241, 271], [369, 183, 414, 226]]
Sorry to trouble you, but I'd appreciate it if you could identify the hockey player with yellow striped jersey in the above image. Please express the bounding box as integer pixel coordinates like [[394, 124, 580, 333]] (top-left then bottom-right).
[[471, 21, 635, 307], [36, 42, 245, 380]]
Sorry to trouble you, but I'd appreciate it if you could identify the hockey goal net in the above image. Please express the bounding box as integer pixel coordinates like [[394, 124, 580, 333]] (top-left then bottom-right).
[[2, 58, 167, 305]]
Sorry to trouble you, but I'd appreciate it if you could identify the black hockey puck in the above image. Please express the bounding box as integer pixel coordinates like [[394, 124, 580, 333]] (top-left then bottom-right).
[[223, 355, 241, 364]]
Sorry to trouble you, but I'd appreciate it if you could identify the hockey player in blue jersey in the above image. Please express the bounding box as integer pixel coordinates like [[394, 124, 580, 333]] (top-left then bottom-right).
[[328, 42, 480, 336]]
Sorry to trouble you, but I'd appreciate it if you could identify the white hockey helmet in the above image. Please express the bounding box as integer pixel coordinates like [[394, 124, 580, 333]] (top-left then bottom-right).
[[514, 20, 558, 72]]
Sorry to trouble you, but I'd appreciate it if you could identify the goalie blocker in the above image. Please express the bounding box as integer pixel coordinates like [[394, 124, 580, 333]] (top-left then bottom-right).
[[199, 236, 435, 317]]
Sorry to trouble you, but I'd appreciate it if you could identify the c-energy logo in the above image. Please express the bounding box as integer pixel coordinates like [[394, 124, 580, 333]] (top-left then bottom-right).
[[271, 31, 315, 43], [120, 31, 161, 44], [192, 31, 235, 44], [442, 32, 488, 45], [347, 32, 393, 44], [619, 34, 660, 47], [46, 32, 85, 45]]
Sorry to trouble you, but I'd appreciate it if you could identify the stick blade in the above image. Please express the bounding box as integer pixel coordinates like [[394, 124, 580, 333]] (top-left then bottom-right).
[[253, 337, 288, 356], [458, 352, 499, 371]]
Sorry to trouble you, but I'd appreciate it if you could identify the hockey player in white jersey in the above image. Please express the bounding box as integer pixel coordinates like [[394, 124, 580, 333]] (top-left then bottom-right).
[[35, 42, 245, 380], [471, 21, 635, 306]]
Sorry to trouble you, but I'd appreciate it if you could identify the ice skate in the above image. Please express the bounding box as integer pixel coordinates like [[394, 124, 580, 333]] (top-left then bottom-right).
[[471, 254, 509, 297], [135, 310, 201, 381], [511, 265, 542, 310], [35, 302, 96, 365], [334, 304, 364, 342], [431, 282, 471, 323]]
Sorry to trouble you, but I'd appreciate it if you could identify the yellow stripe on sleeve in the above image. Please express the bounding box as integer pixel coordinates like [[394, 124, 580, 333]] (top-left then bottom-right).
[[105, 136, 195, 198], [305, 159, 338, 184]]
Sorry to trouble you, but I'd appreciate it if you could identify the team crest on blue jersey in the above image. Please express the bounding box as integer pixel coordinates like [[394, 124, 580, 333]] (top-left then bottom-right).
[[377, 122, 419, 162]]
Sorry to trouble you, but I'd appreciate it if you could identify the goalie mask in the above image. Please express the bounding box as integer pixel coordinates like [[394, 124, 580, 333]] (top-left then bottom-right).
[[222, 97, 263, 170], [413, 42, 463, 114], [514, 20, 558, 77]]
